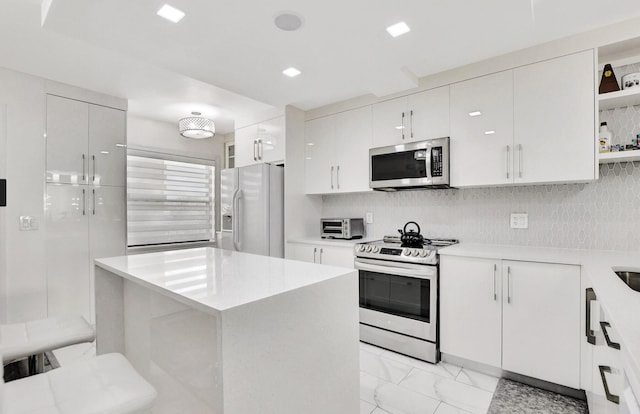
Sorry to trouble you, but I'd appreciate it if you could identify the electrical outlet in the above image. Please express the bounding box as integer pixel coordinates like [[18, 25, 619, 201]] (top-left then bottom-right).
[[510, 213, 528, 229], [365, 212, 374, 224], [19, 216, 38, 231]]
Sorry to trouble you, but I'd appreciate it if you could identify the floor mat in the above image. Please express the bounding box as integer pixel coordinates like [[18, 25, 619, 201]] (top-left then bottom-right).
[[488, 378, 588, 414]]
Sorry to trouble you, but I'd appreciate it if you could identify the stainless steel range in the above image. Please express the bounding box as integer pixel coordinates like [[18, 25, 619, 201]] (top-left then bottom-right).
[[355, 236, 458, 363]]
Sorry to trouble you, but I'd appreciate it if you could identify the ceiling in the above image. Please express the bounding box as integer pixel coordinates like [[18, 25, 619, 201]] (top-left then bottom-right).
[[3, 0, 640, 134]]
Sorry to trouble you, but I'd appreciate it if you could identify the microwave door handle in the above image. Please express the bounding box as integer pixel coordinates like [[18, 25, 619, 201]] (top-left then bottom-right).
[[425, 147, 432, 182]]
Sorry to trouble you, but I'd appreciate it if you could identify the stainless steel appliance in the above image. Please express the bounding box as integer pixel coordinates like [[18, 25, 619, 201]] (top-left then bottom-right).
[[369, 137, 450, 191], [220, 164, 284, 257], [355, 236, 458, 363], [321, 218, 365, 240]]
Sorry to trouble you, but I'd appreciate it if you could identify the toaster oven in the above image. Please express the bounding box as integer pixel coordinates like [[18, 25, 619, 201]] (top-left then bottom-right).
[[321, 218, 365, 240]]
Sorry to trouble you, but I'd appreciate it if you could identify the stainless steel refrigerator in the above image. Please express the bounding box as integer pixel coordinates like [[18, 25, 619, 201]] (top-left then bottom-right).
[[220, 164, 284, 257]]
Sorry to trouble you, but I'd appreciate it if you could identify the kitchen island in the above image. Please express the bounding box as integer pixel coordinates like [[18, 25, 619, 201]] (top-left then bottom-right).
[[94, 247, 359, 413]]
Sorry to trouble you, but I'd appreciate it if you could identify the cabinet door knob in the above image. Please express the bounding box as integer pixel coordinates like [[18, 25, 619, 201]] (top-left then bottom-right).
[[505, 146, 510, 180]]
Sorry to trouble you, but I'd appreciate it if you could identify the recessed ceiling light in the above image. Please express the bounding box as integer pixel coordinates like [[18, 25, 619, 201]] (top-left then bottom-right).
[[274, 12, 303, 31], [484, 130, 496, 135], [283, 67, 301, 77], [469, 111, 482, 117], [386, 21, 410, 38], [157, 4, 185, 23]]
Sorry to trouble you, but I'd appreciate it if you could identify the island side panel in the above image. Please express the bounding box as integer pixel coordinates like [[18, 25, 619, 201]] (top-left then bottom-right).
[[95, 266, 125, 355], [220, 270, 360, 414]]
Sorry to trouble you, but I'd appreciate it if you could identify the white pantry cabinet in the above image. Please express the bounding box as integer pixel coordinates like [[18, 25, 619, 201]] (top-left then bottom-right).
[[372, 86, 450, 148], [286, 242, 355, 268], [234, 116, 285, 167], [305, 106, 372, 194], [450, 50, 595, 187], [46, 184, 126, 322], [46, 95, 126, 186], [440, 255, 581, 388]]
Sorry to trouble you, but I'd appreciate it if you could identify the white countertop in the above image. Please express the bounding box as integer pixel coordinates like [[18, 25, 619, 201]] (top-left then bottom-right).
[[440, 243, 640, 394], [95, 247, 355, 314], [287, 237, 377, 248]]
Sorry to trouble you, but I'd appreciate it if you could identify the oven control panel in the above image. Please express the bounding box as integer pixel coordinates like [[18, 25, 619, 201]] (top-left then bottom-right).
[[355, 243, 438, 265]]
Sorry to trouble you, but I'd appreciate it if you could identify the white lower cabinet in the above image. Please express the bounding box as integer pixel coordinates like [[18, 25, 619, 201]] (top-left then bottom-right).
[[46, 183, 125, 323], [286, 242, 354, 268], [440, 255, 581, 388]]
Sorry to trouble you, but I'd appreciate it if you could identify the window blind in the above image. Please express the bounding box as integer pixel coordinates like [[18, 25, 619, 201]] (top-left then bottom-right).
[[127, 150, 215, 247]]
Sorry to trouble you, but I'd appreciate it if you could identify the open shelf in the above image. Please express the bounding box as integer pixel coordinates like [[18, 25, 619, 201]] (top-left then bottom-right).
[[598, 150, 640, 164], [599, 88, 640, 111]]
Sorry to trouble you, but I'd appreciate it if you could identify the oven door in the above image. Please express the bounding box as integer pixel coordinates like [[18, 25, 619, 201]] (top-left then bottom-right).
[[356, 258, 437, 342]]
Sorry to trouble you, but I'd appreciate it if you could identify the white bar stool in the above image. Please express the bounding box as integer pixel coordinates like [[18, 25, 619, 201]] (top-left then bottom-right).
[[1, 316, 95, 373], [1, 353, 157, 414]]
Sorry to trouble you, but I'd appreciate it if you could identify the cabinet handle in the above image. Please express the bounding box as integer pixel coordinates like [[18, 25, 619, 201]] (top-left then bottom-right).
[[598, 366, 620, 405], [82, 188, 86, 216], [253, 140, 257, 161], [586, 288, 597, 345], [92, 189, 96, 215], [258, 139, 263, 160], [410, 110, 414, 138], [507, 266, 511, 304], [401, 112, 405, 140], [493, 264, 497, 301], [336, 165, 340, 190], [331, 166, 334, 190], [518, 144, 523, 178], [313, 247, 317, 263], [505, 146, 510, 179], [600, 321, 621, 350], [319, 248, 323, 264], [82, 154, 86, 183], [92, 155, 96, 184]]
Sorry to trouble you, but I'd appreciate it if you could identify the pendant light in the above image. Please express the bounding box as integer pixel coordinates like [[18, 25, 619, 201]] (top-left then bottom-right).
[[179, 112, 215, 139]]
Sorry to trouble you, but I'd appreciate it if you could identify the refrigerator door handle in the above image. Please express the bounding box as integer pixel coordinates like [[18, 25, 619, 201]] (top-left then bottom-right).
[[232, 189, 241, 250]]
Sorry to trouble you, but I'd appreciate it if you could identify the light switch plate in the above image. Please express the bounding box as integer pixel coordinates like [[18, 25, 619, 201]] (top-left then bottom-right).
[[19, 215, 38, 231], [365, 212, 374, 224], [510, 213, 528, 229]]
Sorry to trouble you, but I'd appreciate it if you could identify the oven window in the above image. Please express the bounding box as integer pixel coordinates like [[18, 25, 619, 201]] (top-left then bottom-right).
[[371, 151, 427, 181], [359, 270, 430, 323]]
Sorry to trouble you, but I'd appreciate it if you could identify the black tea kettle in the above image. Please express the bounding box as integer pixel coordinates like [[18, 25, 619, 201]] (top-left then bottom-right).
[[398, 221, 425, 247]]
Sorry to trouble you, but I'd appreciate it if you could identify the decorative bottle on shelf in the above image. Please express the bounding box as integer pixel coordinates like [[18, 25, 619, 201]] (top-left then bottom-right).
[[599, 64, 620, 94], [599, 122, 612, 153]]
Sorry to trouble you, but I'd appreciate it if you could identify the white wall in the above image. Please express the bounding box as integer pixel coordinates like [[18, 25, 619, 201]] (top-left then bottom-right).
[[0, 104, 7, 323], [126, 116, 225, 231]]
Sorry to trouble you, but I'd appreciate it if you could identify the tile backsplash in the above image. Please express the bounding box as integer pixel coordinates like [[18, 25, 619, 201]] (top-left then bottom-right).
[[323, 163, 640, 252]]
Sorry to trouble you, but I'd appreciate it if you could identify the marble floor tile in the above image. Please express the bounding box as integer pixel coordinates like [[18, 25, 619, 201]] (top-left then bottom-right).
[[360, 341, 386, 355], [380, 350, 462, 379], [361, 349, 415, 384], [435, 402, 473, 414], [361, 371, 440, 414], [456, 369, 500, 393], [361, 400, 377, 414], [372, 409, 393, 414], [399, 368, 493, 414]]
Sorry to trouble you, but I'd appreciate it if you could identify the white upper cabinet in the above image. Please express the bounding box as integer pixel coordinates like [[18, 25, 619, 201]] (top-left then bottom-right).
[[235, 116, 285, 167], [513, 50, 595, 184], [372, 87, 450, 148], [305, 106, 372, 194], [450, 51, 596, 187], [450, 71, 514, 187], [46, 95, 89, 184], [334, 106, 372, 193], [89, 104, 126, 187], [257, 116, 285, 164], [234, 124, 257, 168]]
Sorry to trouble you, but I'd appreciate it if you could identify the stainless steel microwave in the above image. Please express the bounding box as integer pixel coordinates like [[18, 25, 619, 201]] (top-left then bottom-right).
[[369, 137, 450, 191]]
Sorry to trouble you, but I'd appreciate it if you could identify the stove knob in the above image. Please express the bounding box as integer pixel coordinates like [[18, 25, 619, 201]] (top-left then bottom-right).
[[411, 249, 420, 257], [419, 250, 429, 257], [403, 249, 410, 256], [358, 245, 366, 252], [372, 246, 380, 253], [366, 246, 373, 253]]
